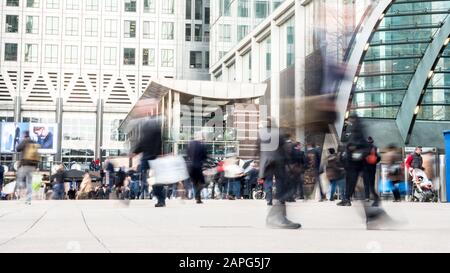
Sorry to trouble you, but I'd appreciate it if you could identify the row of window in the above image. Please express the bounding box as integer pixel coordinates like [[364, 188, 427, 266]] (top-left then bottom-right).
[[218, 0, 283, 18], [5, 15, 177, 40], [3, 43, 175, 67], [6, 0, 172, 14], [185, 0, 209, 24], [185, 24, 209, 42], [189, 51, 209, 69], [218, 24, 250, 42]]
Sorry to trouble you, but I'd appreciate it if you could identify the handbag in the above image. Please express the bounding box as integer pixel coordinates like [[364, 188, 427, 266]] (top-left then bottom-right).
[[149, 155, 189, 185], [365, 148, 378, 165]]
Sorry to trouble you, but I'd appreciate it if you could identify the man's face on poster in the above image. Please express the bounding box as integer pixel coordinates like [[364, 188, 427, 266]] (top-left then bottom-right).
[[34, 127, 48, 137]]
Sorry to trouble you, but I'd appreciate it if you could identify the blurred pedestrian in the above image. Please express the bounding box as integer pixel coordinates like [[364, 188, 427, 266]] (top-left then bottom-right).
[[90, 160, 96, 171], [337, 114, 368, 206], [130, 100, 163, 207], [385, 144, 404, 202], [77, 170, 94, 199], [305, 142, 326, 201], [100, 167, 105, 185], [292, 142, 306, 200], [223, 157, 244, 200], [50, 164, 66, 200], [362, 136, 381, 206], [337, 114, 395, 229], [15, 131, 40, 205], [186, 135, 208, 204], [0, 164, 4, 194], [105, 159, 115, 193], [325, 148, 345, 201], [115, 166, 127, 199], [95, 158, 100, 171], [258, 118, 301, 229], [244, 162, 259, 199]]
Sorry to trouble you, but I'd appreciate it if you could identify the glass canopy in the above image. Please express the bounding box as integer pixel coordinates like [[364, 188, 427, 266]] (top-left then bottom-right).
[[351, 0, 450, 120]]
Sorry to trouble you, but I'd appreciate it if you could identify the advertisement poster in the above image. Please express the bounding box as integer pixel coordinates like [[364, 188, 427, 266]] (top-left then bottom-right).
[[1, 122, 58, 154]]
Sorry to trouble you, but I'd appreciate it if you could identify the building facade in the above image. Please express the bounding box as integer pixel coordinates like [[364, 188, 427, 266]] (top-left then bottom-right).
[[210, 0, 373, 141], [209, 0, 450, 150], [210, 0, 287, 65], [0, 0, 211, 166]]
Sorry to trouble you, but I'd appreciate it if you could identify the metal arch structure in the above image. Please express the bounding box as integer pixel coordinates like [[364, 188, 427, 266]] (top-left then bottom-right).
[[335, 0, 394, 139], [396, 17, 450, 142], [336, 0, 450, 144]]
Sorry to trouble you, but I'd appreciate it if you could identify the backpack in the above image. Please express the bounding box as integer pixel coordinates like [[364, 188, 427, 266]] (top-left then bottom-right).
[[365, 147, 378, 165], [23, 143, 41, 162]]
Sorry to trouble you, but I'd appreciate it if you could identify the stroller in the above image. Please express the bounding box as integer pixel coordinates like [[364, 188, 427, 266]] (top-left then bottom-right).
[[411, 169, 438, 202]]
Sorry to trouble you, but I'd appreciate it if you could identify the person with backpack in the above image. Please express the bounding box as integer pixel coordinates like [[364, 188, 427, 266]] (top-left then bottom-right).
[[337, 114, 369, 206], [16, 131, 40, 205], [362, 136, 381, 206], [325, 148, 345, 201]]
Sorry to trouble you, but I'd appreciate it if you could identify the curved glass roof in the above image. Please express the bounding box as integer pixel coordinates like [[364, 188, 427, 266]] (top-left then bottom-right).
[[350, 0, 450, 120], [417, 42, 450, 120]]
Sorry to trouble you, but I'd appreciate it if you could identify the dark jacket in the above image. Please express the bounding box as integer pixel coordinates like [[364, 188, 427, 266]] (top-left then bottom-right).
[[187, 140, 208, 169], [326, 153, 345, 181], [106, 162, 114, 173], [132, 117, 162, 167], [344, 116, 369, 169], [306, 148, 321, 172], [258, 126, 288, 179], [116, 169, 126, 187], [411, 152, 423, 169], [16, 138, 39, 167], [187, 140, 207, 184], [246, 168, 259, 186], [0, 165, 4, 185], [50, 170, 66, 185], [292, 148, 305, 168]]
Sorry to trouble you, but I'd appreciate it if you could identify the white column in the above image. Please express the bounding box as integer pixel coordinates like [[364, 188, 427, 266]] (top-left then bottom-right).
[[222, 63, 229, 82], [295, 0, 306, 143], [235, 53, 243, 82], [270, 21, 281, 125], [173, 91, 181, 154], [167, 90, 172, 139], [251, 37, 261, 84]]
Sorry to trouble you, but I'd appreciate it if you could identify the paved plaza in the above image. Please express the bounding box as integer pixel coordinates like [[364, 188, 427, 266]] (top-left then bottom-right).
[[1, 200, 449, 253]]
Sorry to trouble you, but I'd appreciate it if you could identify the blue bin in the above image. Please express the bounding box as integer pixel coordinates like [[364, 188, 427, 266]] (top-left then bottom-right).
[[443, 130, 450, 202]]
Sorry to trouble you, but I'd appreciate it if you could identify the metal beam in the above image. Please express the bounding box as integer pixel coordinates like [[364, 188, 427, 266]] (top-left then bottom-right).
[[377, 23, 442, 31], [335, 0, 394, 138], [386, 10, 450, 17], [359, 71, 414, 77], [364, 55, 422, 62], [395, 15, 450, 142], [370, 39, 432, 46]]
